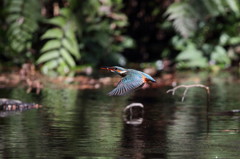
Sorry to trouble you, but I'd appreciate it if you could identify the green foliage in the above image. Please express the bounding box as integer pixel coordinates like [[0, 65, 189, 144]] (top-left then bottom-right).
[[171, 36, 231, 69], [165, 2, 197, 38], [166, 0, 240, 69], [38, 8, 80, 76], [3, 0, 41, 64], [166, 0, 240, 38], [0, 0, 133, 76], [73, 0, 134, 67], [1, 0, 240, 73], [37, 0, 133, 76], [175, 41, 208, 69]]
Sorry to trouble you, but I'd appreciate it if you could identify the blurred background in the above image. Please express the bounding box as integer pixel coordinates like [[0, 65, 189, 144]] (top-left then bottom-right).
[[0, 0, 240, 76], [0, 1, 240, 158]]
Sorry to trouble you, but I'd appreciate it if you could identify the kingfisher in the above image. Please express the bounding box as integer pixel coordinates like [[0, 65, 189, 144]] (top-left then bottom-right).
[[101, 66, 156, 96]]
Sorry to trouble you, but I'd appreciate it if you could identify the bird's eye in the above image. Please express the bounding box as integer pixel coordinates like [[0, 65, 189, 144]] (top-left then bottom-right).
[[114, 68, 118, 70]]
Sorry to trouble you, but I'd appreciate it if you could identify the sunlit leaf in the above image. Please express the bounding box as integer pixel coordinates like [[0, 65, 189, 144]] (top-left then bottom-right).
[[48, 16, 66, 27], [37, 7, 82, 76], [177, 43, 208, 68], [59, 48, 75, 67], [228, 37, 240, 45], [121, 37, 135, 48], [62, 38, 79, 58], [225, 0, 240, 15], [57, 58, 69, 74], [42, 60, 58, 74], [41, 28, 63, 39], [41, 40, 61, 52], [65, 31, 80, 59], [37, 50, 59, 64], [60, 8, 71, 18], [213, 0, 225, 14], [211, 46, 230, 66]]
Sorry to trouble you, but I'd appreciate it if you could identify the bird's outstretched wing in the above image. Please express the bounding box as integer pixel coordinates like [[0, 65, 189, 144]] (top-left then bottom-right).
[[108, 74, 144, 96]]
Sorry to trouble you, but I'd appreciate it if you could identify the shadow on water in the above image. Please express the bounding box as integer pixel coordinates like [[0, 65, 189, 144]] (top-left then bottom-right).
[[0, 71, 239, 158]]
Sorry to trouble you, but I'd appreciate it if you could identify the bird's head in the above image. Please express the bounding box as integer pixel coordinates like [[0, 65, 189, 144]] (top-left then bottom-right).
[[101, 66, 127, 76]]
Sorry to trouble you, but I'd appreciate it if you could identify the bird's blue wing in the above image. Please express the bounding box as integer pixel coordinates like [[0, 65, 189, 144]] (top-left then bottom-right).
[[108, 75, 144, 96], [141, 72, 156, 82]]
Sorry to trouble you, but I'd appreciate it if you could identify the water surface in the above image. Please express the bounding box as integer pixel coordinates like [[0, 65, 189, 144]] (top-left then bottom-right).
[[0, 71, 239, 159]]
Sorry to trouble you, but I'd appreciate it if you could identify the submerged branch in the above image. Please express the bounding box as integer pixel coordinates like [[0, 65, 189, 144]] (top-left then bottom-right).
[[166, 84, 210, 102], [123, 103, 144, 125], [123, 103, 144, 113]]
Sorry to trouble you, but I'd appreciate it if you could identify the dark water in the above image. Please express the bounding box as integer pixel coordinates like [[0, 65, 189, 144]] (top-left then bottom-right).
[[0, 71, 239, 159]]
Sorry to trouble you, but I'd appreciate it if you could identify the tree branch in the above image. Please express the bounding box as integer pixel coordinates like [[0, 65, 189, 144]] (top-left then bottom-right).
[[166, 84, 210, 102], [123, 103, 144, 113], [123, 103, 144, 125]]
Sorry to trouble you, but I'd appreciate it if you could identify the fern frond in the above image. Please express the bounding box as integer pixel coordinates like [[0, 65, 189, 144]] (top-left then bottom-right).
[[38, 8, 80, 76], [202, 0, 240, 16], [166, 0, 240, 38], [166, 2, 198, 38], [4, 0, 41, 63]]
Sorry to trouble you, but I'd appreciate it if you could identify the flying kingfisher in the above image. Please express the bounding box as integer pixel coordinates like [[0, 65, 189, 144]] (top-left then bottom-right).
[[101, 66, 156, 96]]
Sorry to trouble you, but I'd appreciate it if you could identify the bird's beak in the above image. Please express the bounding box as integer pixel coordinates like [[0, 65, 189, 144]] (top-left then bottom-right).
[[100, 66, 109, 70], [100, 66, 114, 72]]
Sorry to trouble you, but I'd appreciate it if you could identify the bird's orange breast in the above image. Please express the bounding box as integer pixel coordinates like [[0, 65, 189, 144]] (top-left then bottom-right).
[[142, 75, 148, 83]]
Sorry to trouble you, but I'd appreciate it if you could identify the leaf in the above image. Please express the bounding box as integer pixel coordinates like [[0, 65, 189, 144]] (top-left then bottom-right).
[[60, 8, 71, 17], [57, 58, 69, 74], [37, 50, 59, 64], [41, 40, 61, 52], [176, 43, 208, 68], [6, 14, 21, 23], [48, 16, 66, 27], [8, 5, 22, 13], [42, 60, 59, 74], [41, 28, 63, 39], [165, 2, 197, 38], [38, 7, 80, 76], [202, 0, 219, 16], [8, 0, 23, 7], [213, 0, 225, 14], [225, 0, 240, 15], [5, 0, 41, 63], [219, 33, 229, 45], [65, 32, 79, 58], [211, 46, 230, 66], [121, 36, 135, 48], [62, 38, 80, 58], [228, 37, 240, 45], [59, 48, 76, 67]]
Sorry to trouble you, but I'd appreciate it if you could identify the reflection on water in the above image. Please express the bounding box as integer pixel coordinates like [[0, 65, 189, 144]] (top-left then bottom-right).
[[0, 71, 239, 158], [0, 98, 42, 117]]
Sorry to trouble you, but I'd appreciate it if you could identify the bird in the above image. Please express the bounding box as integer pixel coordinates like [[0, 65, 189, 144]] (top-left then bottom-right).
[[101, 66, 156, 96]]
